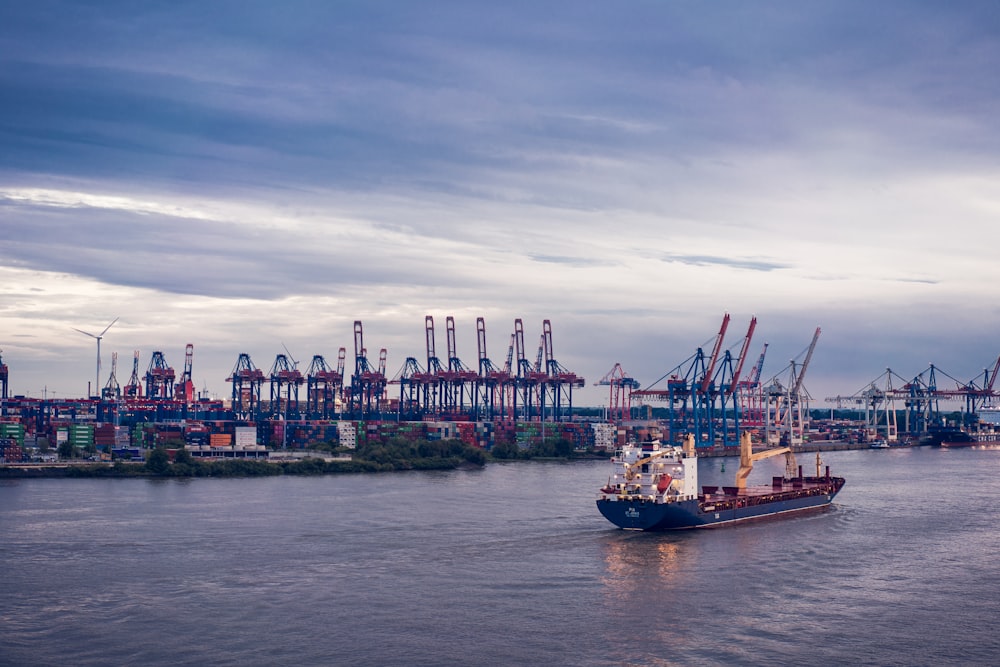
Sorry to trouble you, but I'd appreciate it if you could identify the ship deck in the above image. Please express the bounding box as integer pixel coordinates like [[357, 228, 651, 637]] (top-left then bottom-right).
[[698, 477, 844, 513]]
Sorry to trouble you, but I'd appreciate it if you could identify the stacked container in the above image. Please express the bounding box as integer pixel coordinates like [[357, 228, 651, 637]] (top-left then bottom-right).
[[337, 421, 357, 449], [1, 437, 25, 462], [0, 422, 25, 446]]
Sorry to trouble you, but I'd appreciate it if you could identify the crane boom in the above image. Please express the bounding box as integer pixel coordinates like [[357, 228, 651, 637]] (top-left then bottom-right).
[[792, 327, 821, 395], [727, 316, 757, 396], [700, 313, 731, 393], [749, 343, 768, 385], [986, 355, 1000, 393]]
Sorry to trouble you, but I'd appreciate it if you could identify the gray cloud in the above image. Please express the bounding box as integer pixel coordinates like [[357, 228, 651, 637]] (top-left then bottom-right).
[[2, 1, 1000, 402], [662, 253, 789, 272]]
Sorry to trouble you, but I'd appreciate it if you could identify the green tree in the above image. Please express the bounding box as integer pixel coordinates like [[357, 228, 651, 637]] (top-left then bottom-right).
[[173, 447, 195, 466], [145, 447, 170, 474], [58, 440, 76, 460], [553, 437, 574, 458]]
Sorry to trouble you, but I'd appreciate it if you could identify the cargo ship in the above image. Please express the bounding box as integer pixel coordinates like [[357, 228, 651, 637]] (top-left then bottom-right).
[[940, 432, 1000, 448], [596, 433, 845, 530]]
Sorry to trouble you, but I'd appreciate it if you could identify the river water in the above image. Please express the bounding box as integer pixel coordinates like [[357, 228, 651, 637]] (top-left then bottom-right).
[[2, 446, 999, 666]]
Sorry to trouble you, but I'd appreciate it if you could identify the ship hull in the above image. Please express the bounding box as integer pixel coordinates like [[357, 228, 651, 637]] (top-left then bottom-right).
[[597, 479, 845, 531], [940, 440, 986, 448]]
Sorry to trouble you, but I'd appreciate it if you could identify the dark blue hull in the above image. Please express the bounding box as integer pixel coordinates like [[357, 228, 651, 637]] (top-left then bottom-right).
[[597, 478, 845, 530]]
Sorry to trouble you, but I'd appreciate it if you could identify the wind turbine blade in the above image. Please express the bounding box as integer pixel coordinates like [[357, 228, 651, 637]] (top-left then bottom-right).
[[99, 317, 120, 337], [73, 328, 98, 339]]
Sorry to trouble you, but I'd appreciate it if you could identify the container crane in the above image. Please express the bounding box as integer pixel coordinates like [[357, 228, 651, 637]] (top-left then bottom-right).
[[144, 351, 175, 400], [391, 356, 431, 420], [765, 327, 820, 446], [700, 313, 731, 394], [176, 344, 195, 403], [269, 353, 304, 420], [736, 343, 768, 427], [101, 352, 121, 400], [227, 353, 264, 421], [306, 353, 343, 419], [349, 321, 385, 419], [424, 316, 444, 417], [727, 317, 757, 397], [595, 363, 640, 423], [475, 317, 509, 420], [791, 327, 821, 398], [512, 319, 543, 420], [541, 319, 584, 422], [443, 316, 478, 418], [708, 316, 755, 447], [0, 349, 9, 401], [501, 332, 517, 419], [965, 355, 1000, 414], [123, 350, 142, 398], [631, 313, 732, 447]]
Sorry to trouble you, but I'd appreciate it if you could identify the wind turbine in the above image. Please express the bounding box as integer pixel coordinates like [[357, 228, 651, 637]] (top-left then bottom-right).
[[73, 317, 119, 398]]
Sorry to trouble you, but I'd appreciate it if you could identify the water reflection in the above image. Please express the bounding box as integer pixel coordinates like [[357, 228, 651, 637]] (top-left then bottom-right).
[[598, 533, 702, 662], [600, 532, 698, 598]]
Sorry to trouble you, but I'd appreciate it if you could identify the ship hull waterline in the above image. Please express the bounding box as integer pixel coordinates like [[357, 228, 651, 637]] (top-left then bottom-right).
[[597, 479, 845, 531]]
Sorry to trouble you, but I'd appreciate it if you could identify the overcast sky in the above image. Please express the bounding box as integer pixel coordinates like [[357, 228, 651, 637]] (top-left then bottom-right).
[[2, 1, 999, 408]]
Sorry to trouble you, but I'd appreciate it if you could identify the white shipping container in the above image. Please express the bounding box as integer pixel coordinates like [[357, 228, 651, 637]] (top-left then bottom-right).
[[234, 427, 257, 447], [337, 422, 357, 449]]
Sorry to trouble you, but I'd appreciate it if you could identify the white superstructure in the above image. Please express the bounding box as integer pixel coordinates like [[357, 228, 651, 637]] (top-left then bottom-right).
[[601, 438, 699, 502]]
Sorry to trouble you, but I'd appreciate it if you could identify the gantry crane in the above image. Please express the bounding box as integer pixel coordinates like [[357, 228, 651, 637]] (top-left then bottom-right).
[[764, 327, 820, 446], [595, 363, 640, 424], [0, 349, 8, 401], [123, 350, 142, 398], [269, 353, 304, 420], [442, 316, 479, 418], [306, 352, 344, 419], [632, 313, 732, 446], [424, 316, 444, 418], [540, 319, 584, 422], [227, 353, 265, 421], [144, 351, 175, 400], [101, 352, 121, 400], [474, 317, 510, 421], [511, 318, 546, 420], [736, 343, 768, 427], [175, 344, 195, 403], [348, 321, 385, 419]]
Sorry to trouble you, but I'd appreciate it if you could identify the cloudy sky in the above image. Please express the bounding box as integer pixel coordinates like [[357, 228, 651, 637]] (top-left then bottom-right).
[[2, 1, 999, 408]]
